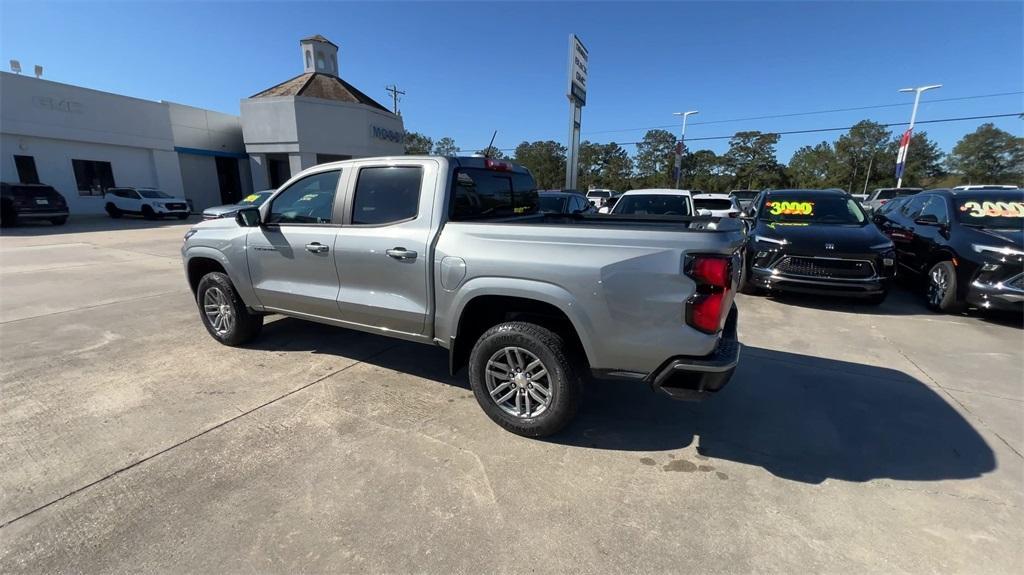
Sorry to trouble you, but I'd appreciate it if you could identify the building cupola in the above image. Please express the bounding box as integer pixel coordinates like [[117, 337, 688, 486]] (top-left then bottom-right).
[[300, 35, 338, 76]]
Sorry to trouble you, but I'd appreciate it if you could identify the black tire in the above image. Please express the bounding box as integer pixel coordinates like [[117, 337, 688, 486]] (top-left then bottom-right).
[[142, 205, 157, 220], [105, 203, 122, 218], [468, 321, 583, 438], [925, 261, 962, 313], [0, 200, 16, 227], [196, 272, 263, 346], [176, 213, 189, 220], [50, 216, 67, 226]]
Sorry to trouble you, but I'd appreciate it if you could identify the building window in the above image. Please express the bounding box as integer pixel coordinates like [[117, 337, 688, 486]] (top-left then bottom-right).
[[71, 159, 115, 196], [305, 50, 312, 69], [13, 155, 39, 184], [316, 53, 325, 70], [330, 54, 336, 73]]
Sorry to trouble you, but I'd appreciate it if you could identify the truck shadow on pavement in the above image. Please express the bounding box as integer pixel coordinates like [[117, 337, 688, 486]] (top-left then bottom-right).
[[564, 345, 996, 484], [254, 318, 995, 486]]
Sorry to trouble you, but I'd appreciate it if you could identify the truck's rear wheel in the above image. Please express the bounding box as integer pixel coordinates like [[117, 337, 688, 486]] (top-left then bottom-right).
[[468, 321, 582, 437], [196, 272, 263, 346]]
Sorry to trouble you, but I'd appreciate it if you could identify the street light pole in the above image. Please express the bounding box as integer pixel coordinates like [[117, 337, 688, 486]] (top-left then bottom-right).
[[673, 110, 698, 189], [895, 84, 941, 187]]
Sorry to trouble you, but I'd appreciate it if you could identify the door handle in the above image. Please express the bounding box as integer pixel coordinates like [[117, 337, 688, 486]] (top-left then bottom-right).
[[386, 247, 418, 260], [305, 242, 329, 254]]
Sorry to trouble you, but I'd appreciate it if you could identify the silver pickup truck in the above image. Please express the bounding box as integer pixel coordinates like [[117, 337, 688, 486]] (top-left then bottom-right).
[[182, 156, 744, 436]]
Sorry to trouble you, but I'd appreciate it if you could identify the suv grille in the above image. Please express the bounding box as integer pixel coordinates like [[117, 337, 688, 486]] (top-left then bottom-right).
[[165, 203, 187, 211], [774, 256, 875, 280]]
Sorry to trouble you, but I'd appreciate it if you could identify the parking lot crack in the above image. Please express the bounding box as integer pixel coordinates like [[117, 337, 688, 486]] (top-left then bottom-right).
[[0, 342, 402, 530]]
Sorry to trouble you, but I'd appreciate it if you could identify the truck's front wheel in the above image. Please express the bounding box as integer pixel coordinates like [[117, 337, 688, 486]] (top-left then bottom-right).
[[468, 321, 583, 437], [196, 272, 263, 346]]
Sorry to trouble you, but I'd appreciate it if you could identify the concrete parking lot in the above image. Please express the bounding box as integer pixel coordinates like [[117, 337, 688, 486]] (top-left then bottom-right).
[[1, 217, 1021, 573]]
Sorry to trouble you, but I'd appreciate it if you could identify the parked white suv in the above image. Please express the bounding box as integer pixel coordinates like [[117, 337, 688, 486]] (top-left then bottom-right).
[[692, 193, 741, 218], [105, 187, 191, 220]]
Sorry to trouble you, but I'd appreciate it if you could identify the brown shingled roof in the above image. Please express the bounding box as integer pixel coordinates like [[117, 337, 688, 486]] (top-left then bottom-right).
[[250, 72, 391, 113], [301, 34, 337, 47]]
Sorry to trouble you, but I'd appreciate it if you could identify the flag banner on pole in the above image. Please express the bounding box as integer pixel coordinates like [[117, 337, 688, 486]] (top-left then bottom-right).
[[895, 129, 912, 179]]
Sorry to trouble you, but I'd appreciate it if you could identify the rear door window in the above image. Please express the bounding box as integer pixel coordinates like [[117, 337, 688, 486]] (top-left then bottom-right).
[[451, 169, 538, 221], [351, 166, 423, 225]]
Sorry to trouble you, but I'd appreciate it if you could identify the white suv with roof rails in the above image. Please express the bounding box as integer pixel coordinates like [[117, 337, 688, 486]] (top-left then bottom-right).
[[692, 193, 741, 218], [105, 187, 191, 220], [952, 185, 1020, 190]]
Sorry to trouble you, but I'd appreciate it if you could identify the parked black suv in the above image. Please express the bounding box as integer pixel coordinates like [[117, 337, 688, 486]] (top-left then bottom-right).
[[0, 182, 69, 226], [740, 189, 896, 303], [874, 188, 1023, 312]]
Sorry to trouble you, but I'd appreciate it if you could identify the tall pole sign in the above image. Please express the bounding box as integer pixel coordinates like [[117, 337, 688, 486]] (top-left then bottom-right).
[[565, 34, 588, 190]]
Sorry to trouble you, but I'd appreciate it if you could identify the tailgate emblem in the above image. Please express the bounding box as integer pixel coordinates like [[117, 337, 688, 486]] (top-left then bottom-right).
[[824, 243, 835, 250]]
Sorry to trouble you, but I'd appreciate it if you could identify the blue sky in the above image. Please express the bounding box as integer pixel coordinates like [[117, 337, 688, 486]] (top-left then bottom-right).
[[2, 1, 1021, 161]]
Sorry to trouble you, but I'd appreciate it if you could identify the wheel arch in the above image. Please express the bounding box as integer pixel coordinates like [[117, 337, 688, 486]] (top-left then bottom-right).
[[447, 282, 595, 376], [183, 247, 261, 309]]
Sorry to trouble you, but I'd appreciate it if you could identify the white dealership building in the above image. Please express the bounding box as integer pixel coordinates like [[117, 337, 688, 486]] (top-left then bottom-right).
[[0, 35, 404, 214]]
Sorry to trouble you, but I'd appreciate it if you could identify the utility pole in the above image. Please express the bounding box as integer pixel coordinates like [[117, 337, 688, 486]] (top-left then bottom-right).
[[895, 84, 941, 187], [673, 110, 699, 189], [385, 84, 405, 115]]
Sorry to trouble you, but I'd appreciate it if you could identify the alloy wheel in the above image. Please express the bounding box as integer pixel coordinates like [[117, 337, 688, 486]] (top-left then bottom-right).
[[484, 347, 553, 418], [203, 286, 235, 335], [928, 265, 949, 307]]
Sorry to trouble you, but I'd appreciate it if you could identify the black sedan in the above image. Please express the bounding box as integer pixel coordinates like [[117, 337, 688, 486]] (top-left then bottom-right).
[[740, 189, 896, 303], [874, 188, 1023, 312], [538, 191, 596, 215]]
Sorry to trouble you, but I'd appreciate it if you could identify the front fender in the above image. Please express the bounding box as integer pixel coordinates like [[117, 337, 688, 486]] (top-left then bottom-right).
[[183, 245, 262, 310], [444, 276, 598, 367]]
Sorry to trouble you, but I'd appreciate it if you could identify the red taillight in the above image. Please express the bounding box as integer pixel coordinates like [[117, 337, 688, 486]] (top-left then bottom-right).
[[879, 199, 888, 205], [686, 255, 732, 334], [485, 159, 513, 171], [690, 291, 725, 334], [691, 256, 730, 288]]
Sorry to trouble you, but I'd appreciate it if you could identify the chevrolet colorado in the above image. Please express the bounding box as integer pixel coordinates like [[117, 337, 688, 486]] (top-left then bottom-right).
[[182, 156, 744, 436]]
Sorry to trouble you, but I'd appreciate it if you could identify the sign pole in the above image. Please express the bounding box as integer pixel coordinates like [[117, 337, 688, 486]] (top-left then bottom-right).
[[565, 35, 588, 190]]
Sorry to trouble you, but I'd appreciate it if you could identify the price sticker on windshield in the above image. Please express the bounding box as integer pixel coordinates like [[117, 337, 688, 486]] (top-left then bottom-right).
[[960, 201, 1024, 218], [243, 194, 259, 203], [765, 201, 814, 216]]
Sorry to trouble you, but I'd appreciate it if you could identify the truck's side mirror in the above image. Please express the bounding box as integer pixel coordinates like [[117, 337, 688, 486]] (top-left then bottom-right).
[[236, 207, 262, 227]]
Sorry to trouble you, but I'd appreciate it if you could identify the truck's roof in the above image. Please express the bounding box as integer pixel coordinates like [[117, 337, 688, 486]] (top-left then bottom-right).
[[621, 188, 693, 197], [315, 155, 533, 176]]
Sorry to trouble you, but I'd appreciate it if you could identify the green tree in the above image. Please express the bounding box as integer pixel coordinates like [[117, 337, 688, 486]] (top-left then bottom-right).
[[946, 123, 1024, 184], [889, 131, 945, 188], [787, 141, 836, 188], [513, 140, 566, 189], [475, 145, 506, 159], [634, 129, 677, 188], [683, 149, 728, 192], [725, 131, 786, 189], [432, 137, 460, 157], [403, 131, 433, 155], [830, 120, 892, 192], [578, 141, 633, 191]]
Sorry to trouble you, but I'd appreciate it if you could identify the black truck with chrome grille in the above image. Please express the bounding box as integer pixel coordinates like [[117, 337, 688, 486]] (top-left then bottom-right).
[[739, 189, 896, 304]]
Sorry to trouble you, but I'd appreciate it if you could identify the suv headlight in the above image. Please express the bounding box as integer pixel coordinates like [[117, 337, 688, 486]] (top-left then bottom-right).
[[183, 229, 198, 242], [973, 244, 1024, 257]]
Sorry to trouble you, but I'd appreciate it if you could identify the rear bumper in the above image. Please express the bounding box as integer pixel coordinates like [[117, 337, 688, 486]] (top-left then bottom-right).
[[749, 266, 889, 297], [646, 306, 741, 401], [15, 210, 69, 219]]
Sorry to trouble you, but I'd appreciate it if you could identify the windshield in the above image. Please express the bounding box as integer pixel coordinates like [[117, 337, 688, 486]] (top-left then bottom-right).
[[612, 194, 692, 216], [239, 191, 273, 206], [694, 198, 733, 211], [955, 195, 1024, 229], [760, 195, 866, 225], [138, 190, 173, 199], [538, 196, 568, 213]]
